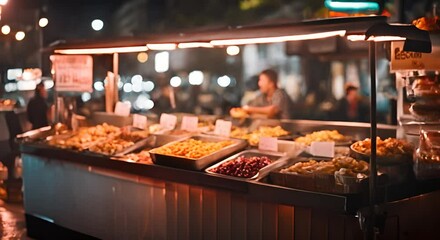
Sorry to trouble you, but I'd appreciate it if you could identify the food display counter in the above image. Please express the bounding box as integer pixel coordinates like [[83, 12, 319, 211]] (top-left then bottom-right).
[[19, 119, 440, 240], [19, 15, 440, 240]]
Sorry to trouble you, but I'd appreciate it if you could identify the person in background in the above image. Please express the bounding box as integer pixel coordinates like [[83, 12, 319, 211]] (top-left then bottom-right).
[[153, 85, 176, 114], [27, 82, 50, 129], [231, 69, 292, 119], [240, 75, 260, 106], [333, 83, 369, 122]]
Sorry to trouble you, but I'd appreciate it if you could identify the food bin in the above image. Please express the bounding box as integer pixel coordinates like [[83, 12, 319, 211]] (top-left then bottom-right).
[[149, 135, 247, 170], [112, 134, 188, 164], [205, 149, 289, 180], [349, 139, 414, 184], [269, 157, 371, 194]]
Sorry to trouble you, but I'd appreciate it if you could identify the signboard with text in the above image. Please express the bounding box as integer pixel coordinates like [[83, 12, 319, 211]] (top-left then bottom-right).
[[51, 55, 93, 92], [391, 39, 440, 72]]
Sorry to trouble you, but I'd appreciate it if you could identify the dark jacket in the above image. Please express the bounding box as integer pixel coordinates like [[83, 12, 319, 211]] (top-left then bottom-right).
[[27, 95, 49, 129], [333, 98, 370, 123]]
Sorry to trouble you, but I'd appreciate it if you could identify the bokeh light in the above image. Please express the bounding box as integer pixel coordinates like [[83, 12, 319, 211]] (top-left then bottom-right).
[[91, 19, 104, 31]]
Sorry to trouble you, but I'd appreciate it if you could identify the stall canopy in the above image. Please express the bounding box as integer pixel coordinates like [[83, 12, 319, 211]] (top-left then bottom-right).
[[48, 16, 388, 54]]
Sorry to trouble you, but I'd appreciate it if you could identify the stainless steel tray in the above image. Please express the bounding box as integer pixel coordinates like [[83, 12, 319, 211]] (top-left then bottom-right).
[[112, 134, 190, 163], [205, 149, 289, 181], [269, 158, 386, 194], [16, 126, 53, 143], [115, 133, 188, 157], [113, 138, 151, 156], [148, 133, 189, 148], [149, 135, 247, 170]]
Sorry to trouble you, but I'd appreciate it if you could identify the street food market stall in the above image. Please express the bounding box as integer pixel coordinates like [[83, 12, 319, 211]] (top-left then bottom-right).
[[19, 16, 440, 240]]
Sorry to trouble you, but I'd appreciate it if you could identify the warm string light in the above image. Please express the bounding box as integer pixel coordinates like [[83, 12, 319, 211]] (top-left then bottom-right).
[[347, 34, 406, 42], [210, 30, 347, 46], [147, 43, 177, 51], [177, 42, 213, 48], [54, 46, 149, 54]]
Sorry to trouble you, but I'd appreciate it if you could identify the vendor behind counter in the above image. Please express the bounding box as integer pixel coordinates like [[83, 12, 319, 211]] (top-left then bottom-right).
[[231, 69, 293, 119]]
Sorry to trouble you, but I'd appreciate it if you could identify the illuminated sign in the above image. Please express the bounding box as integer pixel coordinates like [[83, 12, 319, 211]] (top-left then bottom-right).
[[324, 0, 380, 13], [50, 55, 93, 92]]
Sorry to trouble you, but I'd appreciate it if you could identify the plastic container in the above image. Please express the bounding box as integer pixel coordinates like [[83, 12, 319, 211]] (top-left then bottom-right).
[[414, 130, 440, 180]]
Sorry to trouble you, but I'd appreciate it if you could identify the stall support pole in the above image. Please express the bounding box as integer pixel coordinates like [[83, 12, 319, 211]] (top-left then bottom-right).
[[113, 53, 119, 104], [366, 40, 378, 240]]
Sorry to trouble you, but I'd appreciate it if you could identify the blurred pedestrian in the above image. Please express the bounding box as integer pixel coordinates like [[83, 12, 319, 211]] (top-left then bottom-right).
[[27, 82, 50, 129], [333, 83, 369, 122]]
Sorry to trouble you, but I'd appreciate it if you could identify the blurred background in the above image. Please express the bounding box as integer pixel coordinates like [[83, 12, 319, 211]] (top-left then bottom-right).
[[0, 0, 437, 125]]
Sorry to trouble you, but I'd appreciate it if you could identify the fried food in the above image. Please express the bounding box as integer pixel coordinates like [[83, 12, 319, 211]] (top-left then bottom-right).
[[232, 126, 289, 146], [151, 138, 234, 159], [48, 123, 121, 150], [122, 150, 153, 164], [230, 127, 249, 138], [86, 127, 149, 155], [281, 156, 369, 177], [294, 130, 348, 146], [230, 107, 249, 118], [149, 124, 163, 134], [120, 130, 149, 142], [89, 138, 135, 155], [48, 123, 149, 155], [351, 137, 414, 158], [413, 16, 440, 31]]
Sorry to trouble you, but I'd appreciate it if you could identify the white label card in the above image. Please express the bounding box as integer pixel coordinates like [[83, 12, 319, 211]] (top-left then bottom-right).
[[310, 141, 335, 158], [181, 116, 199, 132], [132, 114, 147, 130], [214, 120, 232, 137], [159, 113, 177, 130], [259, 137, 278, 152], [114, 101, 131, 116]]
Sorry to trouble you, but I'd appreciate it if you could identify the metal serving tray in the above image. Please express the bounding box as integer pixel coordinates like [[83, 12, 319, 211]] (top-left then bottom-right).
[[269, 158, 384, 194], [149, 135, 247, 170], [205, 149, 289, 181], [16, 126, 53, 143], [116, 133, 188, 156]]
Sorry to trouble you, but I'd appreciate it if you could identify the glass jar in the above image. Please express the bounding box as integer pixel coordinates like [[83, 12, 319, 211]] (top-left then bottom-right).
[[414, 130, 440, 180], [407, 74, 440, 122]]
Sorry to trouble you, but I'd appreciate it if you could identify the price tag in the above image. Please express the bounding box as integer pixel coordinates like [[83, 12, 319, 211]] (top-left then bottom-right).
[[258, 137, 278, 152], [132, 114, 147, 130], [159, 113, 177, 130], [181, 116, 199, 132], [114, 101, 131, 116], [214, 120, 232, 137], [310, 142, 335, 158]]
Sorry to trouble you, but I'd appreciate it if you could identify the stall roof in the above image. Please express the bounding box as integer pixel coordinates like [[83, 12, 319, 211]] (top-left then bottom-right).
[[50, 16, 387, 54]]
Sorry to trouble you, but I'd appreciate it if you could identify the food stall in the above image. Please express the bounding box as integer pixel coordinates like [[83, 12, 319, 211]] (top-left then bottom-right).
[[19, 16, 440, 240]]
